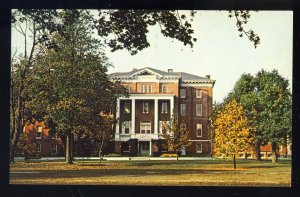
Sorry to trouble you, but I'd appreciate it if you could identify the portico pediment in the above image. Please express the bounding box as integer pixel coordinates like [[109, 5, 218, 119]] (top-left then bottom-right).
[[130, 68, 162, 78]]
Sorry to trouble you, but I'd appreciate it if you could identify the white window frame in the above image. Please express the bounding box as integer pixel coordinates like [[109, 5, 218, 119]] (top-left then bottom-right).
[[180, 104, 186, 116], [180, 89, 186, 98], [140, 121, 151, 134], [122, 121, 132, 134], [143, 101, 149, 113], [124, 102, 131, 114], [196, 89, 202, 98], [196, 104, 202, 116], [36, 143, 41, 153], [142, 84, 152, 93], [196, 143, 202, 153], [162, 101, 168, 113], [36, 125, 42, 139], [161, 85, 168, 93], [196, 123, 202, 137]]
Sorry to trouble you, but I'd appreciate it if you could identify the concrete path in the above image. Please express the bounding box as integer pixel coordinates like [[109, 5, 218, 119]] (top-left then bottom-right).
[[14, 156, 215, 162]]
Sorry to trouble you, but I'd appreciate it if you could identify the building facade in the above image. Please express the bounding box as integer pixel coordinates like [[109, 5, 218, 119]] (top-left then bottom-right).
[[20, 120, 64, 157], [109, 67, 216, 156]]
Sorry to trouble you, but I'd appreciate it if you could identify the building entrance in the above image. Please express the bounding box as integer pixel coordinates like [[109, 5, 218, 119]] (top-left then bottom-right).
[[139, 141, 150, 156]]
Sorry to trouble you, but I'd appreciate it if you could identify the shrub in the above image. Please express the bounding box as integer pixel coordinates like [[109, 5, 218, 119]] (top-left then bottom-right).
[[161, 153, 178, 157], [104, 153, 121, 157]]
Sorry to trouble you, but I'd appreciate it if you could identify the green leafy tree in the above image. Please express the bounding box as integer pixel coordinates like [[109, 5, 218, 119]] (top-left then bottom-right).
[[162, 115, 192, 161], [226, 70, 292, 163], [212, 100, 255, 169], [12, 9, 260, 56], [27, 10, 127, 164]]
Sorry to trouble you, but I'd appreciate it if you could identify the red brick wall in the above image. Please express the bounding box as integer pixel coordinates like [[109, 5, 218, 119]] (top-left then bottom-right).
[[23, 121, 64, 157]]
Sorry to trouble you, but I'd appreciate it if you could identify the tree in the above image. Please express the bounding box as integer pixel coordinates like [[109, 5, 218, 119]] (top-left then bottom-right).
[[226, 70, 292, 163], [10, 9, 55, 162], [12, 10, 260, 56], [212, 100, 254, 169], [162, 115, 192, 161], [27, 10, 127, 164]]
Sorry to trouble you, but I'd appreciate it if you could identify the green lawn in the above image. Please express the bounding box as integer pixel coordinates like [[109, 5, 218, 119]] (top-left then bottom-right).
[[9, 158, 291, 186]]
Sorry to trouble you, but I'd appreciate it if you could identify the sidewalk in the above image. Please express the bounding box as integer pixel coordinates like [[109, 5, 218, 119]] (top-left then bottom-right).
[[14, 156, 215, 162]]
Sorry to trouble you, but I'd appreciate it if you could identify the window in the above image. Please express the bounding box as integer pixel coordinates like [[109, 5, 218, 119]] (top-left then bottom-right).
[[180, 89, 186, 98], [122, 121, 132, 134], [143, 101, 149, 113], [36, 126, 42, 139], [125, 85, 130, 93], [124, 102, 131, 114], [140, 121, 151, 134], [159, 121, 169, 134], [52, 144, 57, 154], [142, 84, 152, 93], [196, 104, 202, 116], [36, 143, 41, 153], [162, 102, 168, 113], [196, 143, 202, 153], [161, 85, 167, 93], [196, 124, 202, 137], [180, 104, 186, 116], [196, 90, 202, 98]]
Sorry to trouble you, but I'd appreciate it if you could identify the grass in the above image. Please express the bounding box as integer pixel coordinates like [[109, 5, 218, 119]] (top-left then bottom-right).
[[9, 158, 291, 186]]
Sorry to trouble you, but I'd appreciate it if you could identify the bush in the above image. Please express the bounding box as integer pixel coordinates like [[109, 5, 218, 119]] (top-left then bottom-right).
[[104, 153, 121, 157], [161, 153, 178, 157]]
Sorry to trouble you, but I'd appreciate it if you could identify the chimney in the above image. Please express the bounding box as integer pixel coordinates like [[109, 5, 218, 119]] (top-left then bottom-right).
[[205, 75, 211, 79], [132, 68, 137, 71], [168, 69, 173, 73]]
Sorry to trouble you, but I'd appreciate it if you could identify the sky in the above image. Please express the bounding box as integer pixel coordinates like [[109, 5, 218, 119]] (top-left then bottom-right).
[[11, 10, 293, 103]]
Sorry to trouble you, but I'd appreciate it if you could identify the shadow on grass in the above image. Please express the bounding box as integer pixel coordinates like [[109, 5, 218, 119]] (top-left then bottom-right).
[[10, 168, 241, 180]]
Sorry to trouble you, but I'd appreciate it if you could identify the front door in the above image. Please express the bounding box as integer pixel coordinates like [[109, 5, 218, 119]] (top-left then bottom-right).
[[139, 141, 150, 156]]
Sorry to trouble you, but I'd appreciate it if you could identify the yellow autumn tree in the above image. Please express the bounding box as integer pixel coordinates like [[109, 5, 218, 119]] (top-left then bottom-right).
[[212, 99, 255, 169]]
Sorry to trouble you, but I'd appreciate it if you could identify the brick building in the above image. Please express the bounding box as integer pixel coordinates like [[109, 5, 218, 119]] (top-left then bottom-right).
[[109, 67, 215, 156], [21, 120, 64, 157]]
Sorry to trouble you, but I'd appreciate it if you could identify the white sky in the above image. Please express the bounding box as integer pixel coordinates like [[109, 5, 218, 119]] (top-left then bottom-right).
[[11, 10, 293, 103]]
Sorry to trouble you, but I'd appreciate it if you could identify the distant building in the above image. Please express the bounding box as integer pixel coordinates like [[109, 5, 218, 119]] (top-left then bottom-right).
[[20, 120, 64, 157], [109, 67, 216, 156]]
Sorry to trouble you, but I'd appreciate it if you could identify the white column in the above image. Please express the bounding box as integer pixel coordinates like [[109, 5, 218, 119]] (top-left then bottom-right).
[[170, 96, 174, 119], [115, 98, 120, 137], [154, 98, 158, 134], [131, 98, 135, 135]]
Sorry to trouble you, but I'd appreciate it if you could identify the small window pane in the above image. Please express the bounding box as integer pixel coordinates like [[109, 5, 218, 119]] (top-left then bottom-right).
[[143, 101, 149, 113], [124, 102, 131, 114], [196, 104, 202, 116], [180, 104, 186, 116], [196, 124, 202, 137], [162, 102, 168, 113], [180, 89, 186, 98], [196, 90, 202, 98]]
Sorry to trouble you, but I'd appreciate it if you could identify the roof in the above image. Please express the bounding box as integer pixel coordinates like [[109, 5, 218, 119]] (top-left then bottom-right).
[[109, 67, 215, 84]]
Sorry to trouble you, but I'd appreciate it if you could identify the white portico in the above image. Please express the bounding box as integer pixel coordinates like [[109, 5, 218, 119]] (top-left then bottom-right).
[[115, 94, 174, 156]]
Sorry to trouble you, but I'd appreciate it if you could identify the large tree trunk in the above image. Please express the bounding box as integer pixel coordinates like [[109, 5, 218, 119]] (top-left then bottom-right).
[[233, 154, 237, 169], [255, 141, 261, 161], [10, 74, 24, 163], [66, 131, 73, 164], [271, 142, 278, 163]]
